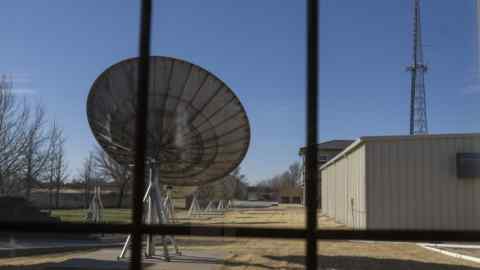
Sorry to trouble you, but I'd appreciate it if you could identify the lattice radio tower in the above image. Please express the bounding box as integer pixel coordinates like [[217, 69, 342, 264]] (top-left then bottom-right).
[[407, 0, 428, 135]]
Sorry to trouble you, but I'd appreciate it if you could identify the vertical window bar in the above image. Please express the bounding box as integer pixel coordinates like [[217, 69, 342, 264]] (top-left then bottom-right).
[[305, 0, 319, 270], [131, 0, 152, 269]]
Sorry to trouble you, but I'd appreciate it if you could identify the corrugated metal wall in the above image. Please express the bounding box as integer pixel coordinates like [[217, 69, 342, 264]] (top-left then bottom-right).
[[366, 135, 480, 230], [321, 145, 367, 229]]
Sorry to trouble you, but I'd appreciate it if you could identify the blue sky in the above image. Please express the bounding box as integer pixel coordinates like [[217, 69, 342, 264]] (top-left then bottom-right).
[[0, 1, 478, 183]]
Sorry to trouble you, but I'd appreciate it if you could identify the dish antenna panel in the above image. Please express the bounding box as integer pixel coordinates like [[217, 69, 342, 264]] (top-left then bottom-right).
[[87, 56, 250, 260], [87, 56, 250, 187]]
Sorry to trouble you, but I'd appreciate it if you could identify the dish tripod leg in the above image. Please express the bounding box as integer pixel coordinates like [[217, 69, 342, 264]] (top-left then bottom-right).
[[118, 169, 179, 261]]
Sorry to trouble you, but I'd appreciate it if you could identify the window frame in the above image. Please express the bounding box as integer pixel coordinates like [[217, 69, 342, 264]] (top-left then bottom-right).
[[0, 1, 480, 270]]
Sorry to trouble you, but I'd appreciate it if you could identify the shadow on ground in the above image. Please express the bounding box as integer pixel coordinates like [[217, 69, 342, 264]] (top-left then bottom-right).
[[0, 258, 133, 270], [1, 254, 478, 270], [266, 255, 479, 270]]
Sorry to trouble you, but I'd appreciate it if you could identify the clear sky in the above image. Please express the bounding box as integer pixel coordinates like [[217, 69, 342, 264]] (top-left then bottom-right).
[[0, 1, 479, 184]]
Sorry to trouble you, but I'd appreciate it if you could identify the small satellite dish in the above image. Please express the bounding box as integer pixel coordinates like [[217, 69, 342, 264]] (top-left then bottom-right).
[[87, 56, 250, 186]]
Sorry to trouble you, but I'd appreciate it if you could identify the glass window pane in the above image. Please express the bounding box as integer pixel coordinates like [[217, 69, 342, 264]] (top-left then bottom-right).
[[319, 0, 480, 268], [0, 1, 138, 224]]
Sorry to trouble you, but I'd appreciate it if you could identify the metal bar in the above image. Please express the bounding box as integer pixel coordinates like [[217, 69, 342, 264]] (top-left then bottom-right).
[[131, 0, 152, 269], [305, 0, 319, 269], [1, 221, 480, 242]]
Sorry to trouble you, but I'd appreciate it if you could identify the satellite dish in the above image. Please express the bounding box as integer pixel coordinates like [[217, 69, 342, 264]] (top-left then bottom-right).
[[87, 56, 250, 186]]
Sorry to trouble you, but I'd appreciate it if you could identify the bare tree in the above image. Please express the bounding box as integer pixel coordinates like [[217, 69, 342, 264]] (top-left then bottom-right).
[[198, 166, 248, 201], [46, 124, 68, 209], [256, 161, 302, 192], [287, 162, 302, 187], [94, 147, 132, 208], [222, 167, 248, 200], [0, 76, 31, 195], [21, 105, 54, 199], [79, 152, 97, 208]]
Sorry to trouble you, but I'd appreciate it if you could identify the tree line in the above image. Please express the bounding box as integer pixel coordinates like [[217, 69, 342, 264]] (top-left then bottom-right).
[[0, 76, 132, 209], [256, 161, 303, 193], [0, 75, 249, 209], [0, 76, 68, 209]]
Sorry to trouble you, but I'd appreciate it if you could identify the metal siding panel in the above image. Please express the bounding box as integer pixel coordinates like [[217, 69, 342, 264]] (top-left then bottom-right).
[[346, 155, 351, 226], [352, 151, 357, 228], [339, 156, 348, 224], [391, 141, 400, 229], [321, 170, 326, 215], [361, 145, 367, 229], [429, 138, 439, 230], [334, 162, 338, 220], [417, 139, 426, 229], [472, 138, 480, 230], [439, 139, 451, 229], [354, 148, 360, 228], [445, 139, 457, 230], [413, 139, 422, 229], [350, 149, 357, 228], [365, 143, 373, 229], [376, 142, 385, 229], [328, 166, 332, 217], [376, 142, 386, 229], [319, 135, 480, 230], [406, 140, 414, 229], [338, 160, 343, 224], [329, 168, 332, 216], [325, 170, 330, 216], [332, 163, 336, 221], [397, 140, 408, 229], [436, 138, 446, 229], [456, 137, 473, 231], [322, 170, 326, 214], [465, 138, 475, 230], [366, 142, 373, 228], [356, 147, 360, 228], [320, 145, 368, 228], [330, 166, 334, 217], [335, 162, 340, 223], [424, 138, 434, 230], [326, 169, 330, 216], [384, 141, 394, 229], [370, 142, 380, 229], [344, 156, 348, 225], [325, 169, 330, 216], [455, 138, 465, 231]]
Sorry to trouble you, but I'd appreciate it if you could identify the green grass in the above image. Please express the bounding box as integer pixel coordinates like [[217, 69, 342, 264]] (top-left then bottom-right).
[[50, 208, 132, 223]]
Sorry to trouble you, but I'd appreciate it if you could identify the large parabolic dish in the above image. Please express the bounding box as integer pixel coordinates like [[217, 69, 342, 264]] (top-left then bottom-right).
[[87, 56, 250, 186]]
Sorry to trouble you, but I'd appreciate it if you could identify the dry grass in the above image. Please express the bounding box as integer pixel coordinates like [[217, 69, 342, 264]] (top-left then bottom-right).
[[1, 205, 480, 269], [175, 204, 346, 229]]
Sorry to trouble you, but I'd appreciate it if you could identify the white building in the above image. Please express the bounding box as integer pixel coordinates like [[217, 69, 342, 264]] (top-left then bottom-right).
[[321, 133, 480, 230]]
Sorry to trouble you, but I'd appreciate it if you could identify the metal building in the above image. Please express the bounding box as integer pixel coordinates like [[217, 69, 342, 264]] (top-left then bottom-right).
[[320, 133, 480, 230]]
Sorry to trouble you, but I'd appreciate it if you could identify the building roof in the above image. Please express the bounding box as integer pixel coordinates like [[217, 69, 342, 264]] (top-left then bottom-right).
[[298, 140, 354, 156], [319, 132, 480, 171]]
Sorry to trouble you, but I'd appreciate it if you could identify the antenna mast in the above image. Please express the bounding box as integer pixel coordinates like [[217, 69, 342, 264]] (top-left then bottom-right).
[[407, 0, 428, 135]]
